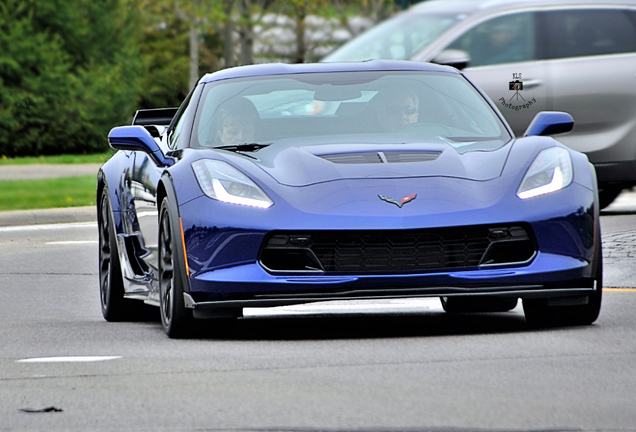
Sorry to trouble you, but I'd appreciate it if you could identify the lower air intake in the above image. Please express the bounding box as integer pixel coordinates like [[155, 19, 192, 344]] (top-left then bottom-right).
[[260, 225, 536, 274]]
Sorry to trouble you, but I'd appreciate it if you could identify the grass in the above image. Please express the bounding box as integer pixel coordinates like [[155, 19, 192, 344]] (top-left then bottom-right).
[[0, 152, 109, 211], [0, 176, 97, 211], [0, 151, 115, 165]]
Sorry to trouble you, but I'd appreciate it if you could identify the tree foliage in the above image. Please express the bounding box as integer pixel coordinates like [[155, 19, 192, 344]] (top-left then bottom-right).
[[135, 0, 223, 109], [0, 0, 143, 157], [1, 0, 400, 157]]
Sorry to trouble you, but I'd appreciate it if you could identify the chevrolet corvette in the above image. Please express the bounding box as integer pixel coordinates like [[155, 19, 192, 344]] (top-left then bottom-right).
[[98, 61, 601, 338]]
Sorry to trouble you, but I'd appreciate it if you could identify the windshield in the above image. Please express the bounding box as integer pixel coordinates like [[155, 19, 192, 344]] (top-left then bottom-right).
[[192, 71, 511, 153], [323, 13, 462, 62]]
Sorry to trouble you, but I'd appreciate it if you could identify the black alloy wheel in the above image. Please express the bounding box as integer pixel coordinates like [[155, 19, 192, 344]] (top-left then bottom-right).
[[98, 191, 127, 321], [158, 199, 193, 338]]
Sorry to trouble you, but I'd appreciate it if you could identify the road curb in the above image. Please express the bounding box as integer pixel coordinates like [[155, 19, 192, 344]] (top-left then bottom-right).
[[0, 206, 97, 227]]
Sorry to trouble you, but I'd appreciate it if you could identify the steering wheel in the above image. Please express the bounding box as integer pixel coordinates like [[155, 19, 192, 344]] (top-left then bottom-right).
[[398, 122, 452, 136]]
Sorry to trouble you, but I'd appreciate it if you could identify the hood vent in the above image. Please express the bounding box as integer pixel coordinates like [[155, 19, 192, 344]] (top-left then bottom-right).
[[319, 151, 441, 165]]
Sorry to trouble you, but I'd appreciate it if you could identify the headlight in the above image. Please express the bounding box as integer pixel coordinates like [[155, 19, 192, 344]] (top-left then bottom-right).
[[192, 159, 273, 208], [517, 147, 573, 200]]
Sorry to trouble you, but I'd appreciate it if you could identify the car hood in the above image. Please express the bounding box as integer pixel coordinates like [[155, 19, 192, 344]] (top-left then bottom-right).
[[232, 142, 512, 187]]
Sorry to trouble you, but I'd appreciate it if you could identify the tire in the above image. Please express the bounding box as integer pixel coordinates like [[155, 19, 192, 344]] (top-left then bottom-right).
[[98, 191, 128, 321], [441, 296, 518, 313], [158, 199, 194, 338], [523, 230, 603, 327]]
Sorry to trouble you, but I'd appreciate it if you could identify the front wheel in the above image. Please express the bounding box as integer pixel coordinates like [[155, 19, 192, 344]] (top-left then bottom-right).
[[523, 276, 602, 328], [158, 199, 193, 338], [523, 232, 602, 327]]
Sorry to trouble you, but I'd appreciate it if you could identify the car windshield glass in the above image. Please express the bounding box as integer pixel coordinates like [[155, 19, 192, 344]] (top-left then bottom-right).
[[323, 13, 461, 61], [193, 71, 511, 153]]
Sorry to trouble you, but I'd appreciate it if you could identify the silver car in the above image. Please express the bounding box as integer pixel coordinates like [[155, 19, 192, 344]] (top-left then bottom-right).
[[324, 0, 636, 207]]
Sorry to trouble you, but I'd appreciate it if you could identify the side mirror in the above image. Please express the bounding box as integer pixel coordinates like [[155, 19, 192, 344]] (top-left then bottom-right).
[[524, 111, 574, 137], [432, 49, 471, 70], [108, 125, 174, 167]]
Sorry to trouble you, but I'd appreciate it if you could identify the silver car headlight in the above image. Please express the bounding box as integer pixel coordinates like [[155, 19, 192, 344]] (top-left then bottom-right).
[[517, 147, 573, 200], [192, 159, 273, 208]]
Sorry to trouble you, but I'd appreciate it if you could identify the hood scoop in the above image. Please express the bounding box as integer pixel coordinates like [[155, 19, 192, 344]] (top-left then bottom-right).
[[319, 151, 441, 165], [235, 143, 510, 187]]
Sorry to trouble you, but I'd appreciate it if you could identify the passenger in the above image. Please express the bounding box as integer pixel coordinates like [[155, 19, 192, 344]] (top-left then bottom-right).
[[375, 88, 419, 132]]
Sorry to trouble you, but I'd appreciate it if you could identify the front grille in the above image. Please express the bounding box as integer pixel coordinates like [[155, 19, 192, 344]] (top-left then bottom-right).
[[260, 225, 536, 274]]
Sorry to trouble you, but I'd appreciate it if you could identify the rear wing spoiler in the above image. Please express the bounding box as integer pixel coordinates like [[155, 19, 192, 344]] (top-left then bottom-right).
[[132, 108, 179, 126]]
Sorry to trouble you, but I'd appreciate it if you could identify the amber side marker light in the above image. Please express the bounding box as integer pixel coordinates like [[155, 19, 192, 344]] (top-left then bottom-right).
[[179, 217, 190, 276]]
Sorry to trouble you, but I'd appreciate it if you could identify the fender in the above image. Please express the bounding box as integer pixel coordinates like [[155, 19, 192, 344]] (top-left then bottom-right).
[[158, 173, 192, 295], [97, 151, 136, 235]]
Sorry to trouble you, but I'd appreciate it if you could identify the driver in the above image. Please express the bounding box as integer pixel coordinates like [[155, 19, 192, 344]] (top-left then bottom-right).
[[375, 88, 419, 132], [214, 98, 259, 146]]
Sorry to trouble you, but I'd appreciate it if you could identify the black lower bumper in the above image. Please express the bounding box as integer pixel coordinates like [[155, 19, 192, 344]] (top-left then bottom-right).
[[183, 284, 598, 319]]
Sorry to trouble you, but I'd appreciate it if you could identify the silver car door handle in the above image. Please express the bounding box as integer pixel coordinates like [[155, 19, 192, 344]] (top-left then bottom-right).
[[522, 79, 543, 89]]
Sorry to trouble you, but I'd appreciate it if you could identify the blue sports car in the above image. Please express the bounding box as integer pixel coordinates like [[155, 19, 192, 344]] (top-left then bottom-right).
[[98, 61, 602, 338]]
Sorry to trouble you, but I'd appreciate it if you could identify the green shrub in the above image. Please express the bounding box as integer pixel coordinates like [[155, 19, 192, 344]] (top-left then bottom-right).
[[0, 0, 143, 157]]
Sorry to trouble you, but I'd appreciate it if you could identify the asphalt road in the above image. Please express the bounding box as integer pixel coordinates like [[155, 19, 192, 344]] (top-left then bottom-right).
[[1, 210, 636, 432]]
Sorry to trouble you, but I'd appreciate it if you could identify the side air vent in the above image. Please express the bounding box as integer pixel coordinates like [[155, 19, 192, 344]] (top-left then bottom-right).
[[319, 151, 441, 165]]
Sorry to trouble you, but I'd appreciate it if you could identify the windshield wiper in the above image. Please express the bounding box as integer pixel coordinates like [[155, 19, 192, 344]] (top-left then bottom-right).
[[215, 143, 270, 153]]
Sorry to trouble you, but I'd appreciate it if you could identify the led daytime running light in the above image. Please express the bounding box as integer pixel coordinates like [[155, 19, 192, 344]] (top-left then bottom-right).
[[517, 147, 573, 200], [192, 159, 273, 208], [518, 166, 564, 199], [211, 178, 271, 208]]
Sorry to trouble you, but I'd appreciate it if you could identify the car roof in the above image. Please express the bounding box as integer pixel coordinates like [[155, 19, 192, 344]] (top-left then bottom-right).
[[410, 0, 636, 15], [199, 60, 460, 84]]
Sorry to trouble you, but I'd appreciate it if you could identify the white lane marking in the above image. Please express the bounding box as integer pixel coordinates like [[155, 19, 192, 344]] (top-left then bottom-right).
[[46, 241, 98, 245], [0, 222, 97, 232], [16, 356, 122, 363], [244, 298, 445, 317]]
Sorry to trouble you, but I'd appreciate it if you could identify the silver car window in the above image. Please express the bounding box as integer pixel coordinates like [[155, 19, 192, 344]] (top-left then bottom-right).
[[447, 12, 536, 67], [542, 9, 636, 59], [323, 13, 463, 62]]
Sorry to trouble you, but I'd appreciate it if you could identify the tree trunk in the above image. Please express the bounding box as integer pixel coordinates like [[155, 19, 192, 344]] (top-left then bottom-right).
[[238, 0, 254, 65], [222, 0, 234, 68], [294, 3, 306, 64], [189, 23, 199, 90]]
